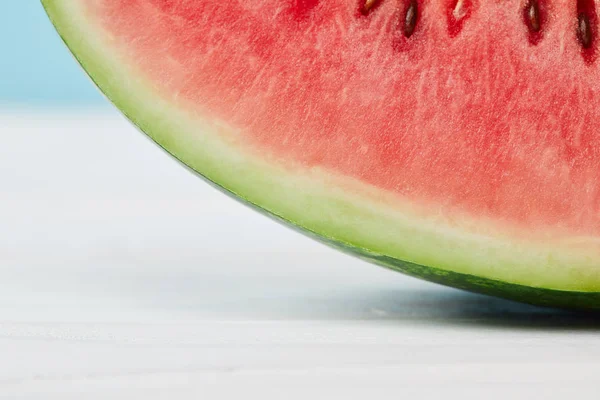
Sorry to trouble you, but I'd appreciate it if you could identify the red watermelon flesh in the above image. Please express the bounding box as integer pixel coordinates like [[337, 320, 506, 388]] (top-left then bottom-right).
[[43, 0, 600, 308]]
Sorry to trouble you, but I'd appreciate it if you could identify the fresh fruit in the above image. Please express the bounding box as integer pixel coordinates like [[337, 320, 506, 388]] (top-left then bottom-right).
[[43, 0, 600, 309]]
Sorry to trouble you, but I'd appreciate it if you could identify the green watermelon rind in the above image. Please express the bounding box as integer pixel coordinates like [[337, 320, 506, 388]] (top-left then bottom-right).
[[42, 0, 600, 309]]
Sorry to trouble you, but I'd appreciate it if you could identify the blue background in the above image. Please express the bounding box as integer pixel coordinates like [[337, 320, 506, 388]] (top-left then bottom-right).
[[1, 2, 103, 106]]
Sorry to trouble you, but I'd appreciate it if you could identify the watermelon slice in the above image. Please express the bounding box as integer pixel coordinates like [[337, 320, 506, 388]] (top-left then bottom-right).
[[42, 0, 600, 309]]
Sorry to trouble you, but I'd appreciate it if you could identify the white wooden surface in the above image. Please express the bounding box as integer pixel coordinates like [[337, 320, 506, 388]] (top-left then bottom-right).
[[1, 110, 599, 399]]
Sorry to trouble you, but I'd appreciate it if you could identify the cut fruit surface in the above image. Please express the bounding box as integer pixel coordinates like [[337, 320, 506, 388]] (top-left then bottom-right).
[[43, 0, 600, 308]]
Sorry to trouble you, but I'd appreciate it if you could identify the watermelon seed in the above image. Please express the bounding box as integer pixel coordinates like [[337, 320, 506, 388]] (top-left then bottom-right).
[[576, 0, 597, 62], [578, 13, 593, 48], [447, 0, 472, 37], [361, 0, 381, 14], [525, 0, 541, 32], [452, 0, 468, 20], [403, 0, 419, 37], [523, 0, 545, 45]]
